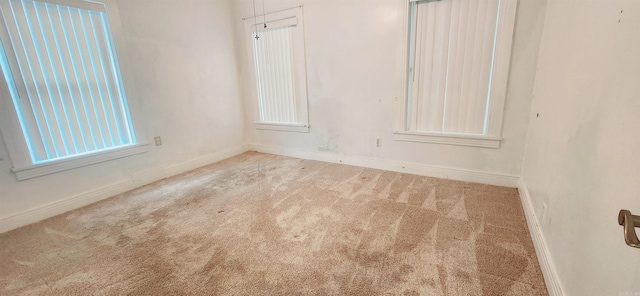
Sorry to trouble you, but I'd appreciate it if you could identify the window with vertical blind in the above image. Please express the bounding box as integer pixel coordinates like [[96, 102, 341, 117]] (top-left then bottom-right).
[[243, 6, 309, 133], [0, 0, 145, 180], [395, 0, 517, 148]]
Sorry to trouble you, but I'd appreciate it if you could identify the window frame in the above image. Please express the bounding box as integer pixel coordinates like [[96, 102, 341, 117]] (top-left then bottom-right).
[[0, 0, 147, 181], [394, 0, 518, 149], [243, 6, 310, 133]]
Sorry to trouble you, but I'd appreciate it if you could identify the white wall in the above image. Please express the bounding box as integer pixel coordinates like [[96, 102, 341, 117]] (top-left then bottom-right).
[[521, 0, 640, 295], [0, 0, 246, 231], [2, 0, 637, 293], [234, 0, 547, 178]]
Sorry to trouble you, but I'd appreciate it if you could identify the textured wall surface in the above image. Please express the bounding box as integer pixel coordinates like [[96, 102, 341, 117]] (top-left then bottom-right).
[[521, 0, 640, 294], [234, 0, 547, 176]]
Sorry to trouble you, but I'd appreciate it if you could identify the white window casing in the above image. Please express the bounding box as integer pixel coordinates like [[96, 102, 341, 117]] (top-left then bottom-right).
[[0, 0, 147, 180], [395, 0, 518, 148], [243, 6, 310, 133]]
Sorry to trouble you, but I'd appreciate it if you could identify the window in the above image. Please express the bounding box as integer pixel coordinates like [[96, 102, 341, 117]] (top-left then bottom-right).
[[243, 6, 309, 133], [0, 0, 145, 180], [395, 0, 517, 148]]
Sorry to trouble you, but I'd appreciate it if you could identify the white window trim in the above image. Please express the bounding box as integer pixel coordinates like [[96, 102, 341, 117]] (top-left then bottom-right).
[[0, 0, 148, 180], [254, 122, 309, 133], [394, 131, 501, 148], [11, 143, 148, 181], [243, 6, 310, 133], [395, 0, 518, 149]]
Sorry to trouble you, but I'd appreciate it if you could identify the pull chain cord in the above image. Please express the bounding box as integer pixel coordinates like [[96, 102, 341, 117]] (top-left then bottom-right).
[[262, 0, 267, 29], [253, 0, 259, 40]]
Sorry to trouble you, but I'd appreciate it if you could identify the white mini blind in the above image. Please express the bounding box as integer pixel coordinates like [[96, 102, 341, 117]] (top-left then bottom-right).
[[409, 0, 501, 135], [0, 0, 134, 164], [251, 22, 297, 124]]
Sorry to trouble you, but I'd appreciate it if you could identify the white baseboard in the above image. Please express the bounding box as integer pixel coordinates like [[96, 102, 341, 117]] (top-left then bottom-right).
[[0, 144, 250, 234], [517, 178, 563, 296], [0, 179, 135, 235], [249, 144, 520, 187], [164, 144, 250, 177]]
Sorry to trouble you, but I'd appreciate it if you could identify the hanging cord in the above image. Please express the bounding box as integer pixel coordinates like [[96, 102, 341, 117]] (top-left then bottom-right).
[[262, 0, 267, 29], [253, 0, 259, 40]]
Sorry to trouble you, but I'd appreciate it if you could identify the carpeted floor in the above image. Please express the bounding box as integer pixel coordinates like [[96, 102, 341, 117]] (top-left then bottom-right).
[[0, 152, 547, 295]]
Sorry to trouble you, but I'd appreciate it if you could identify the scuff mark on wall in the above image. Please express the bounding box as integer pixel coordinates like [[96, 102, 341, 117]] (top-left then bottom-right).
[[316, 127, 341, 153]]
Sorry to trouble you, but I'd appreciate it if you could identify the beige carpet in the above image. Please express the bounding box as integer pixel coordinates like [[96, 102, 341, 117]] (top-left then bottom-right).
[[0, 152, 547, 295]]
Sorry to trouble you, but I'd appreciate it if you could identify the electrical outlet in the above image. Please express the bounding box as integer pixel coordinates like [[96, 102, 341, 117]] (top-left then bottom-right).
[[376, 138, 382, 147], [154, 136, 162, 146]]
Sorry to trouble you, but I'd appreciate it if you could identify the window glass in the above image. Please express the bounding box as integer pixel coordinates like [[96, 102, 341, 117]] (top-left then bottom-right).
[[0, 0, 135, 164]]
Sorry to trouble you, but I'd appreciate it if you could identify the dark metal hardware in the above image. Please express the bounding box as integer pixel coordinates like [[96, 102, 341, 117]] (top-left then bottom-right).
[[618, 209, 640, 248]]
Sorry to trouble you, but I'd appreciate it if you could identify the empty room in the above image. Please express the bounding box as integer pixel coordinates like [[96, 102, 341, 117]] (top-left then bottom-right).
[[0, 0, 638, 295]]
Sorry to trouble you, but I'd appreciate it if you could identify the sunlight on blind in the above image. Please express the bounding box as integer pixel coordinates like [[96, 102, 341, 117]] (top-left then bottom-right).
[[410, 0, 500, 134], [1, 0, 134, 164], [251, 25, 297, 124]]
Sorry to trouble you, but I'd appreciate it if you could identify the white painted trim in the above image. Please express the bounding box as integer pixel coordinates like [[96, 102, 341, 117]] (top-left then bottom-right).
[[518, 178, 564, 296], [12, 143, 149, 181], [0, 179, 134, 235], [394, 131, 501, 148], [0, 144, 250, 234], [397, 0, 517, 142], [254, 122, 310, 133], [243, 6, 310, 131], [242, 5, 303, 22], [397, 0, 411, 132], [0, 0, 149, 177], [163, 144, 249, 177], [250, 143, 519, 187], [40, 0, 105, 12]]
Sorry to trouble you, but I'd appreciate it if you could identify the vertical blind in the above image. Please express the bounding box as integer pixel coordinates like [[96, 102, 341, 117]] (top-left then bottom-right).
[[0, 0, 134, 164], [409, 0, 501, 135], [251, 24, 298, 124]]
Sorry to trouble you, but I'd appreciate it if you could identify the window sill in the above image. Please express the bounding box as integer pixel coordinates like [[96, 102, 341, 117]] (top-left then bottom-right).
[[12, 143, 149, 181], [255, 122, 310, 133], [394, 131, 501, 148]]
